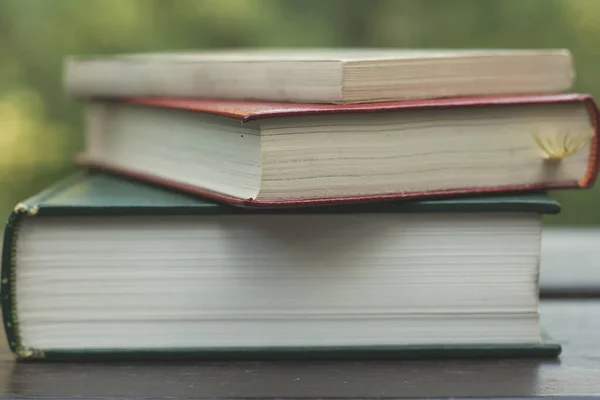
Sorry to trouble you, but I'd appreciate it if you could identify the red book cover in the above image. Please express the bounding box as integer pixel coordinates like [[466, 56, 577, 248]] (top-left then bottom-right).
[[77, 94, 600, 208]]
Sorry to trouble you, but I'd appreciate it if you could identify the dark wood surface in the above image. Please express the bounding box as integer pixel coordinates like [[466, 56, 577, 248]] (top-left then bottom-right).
[[0, 300, 597, 399]]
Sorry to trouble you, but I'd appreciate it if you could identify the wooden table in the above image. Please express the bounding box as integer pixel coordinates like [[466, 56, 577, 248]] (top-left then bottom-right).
[[0, 300, 598, 399]]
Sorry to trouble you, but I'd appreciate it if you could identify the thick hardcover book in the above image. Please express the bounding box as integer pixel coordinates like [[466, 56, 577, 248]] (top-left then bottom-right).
[[2, 173, 561, 360], [64, 48, 573, 103], [78, 94, 599, 208]]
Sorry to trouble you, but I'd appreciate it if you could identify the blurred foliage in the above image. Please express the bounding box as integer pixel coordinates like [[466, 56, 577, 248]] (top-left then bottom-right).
[[1, 0, 599, 224]]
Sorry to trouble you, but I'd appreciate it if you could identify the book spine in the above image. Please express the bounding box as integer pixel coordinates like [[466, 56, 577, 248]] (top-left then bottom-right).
[[582, 96, 600, 189], [2, 209, 27, 358], [0, 174, 82, 360]]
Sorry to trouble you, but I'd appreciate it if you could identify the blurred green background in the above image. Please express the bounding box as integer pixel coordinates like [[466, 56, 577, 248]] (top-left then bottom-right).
[[1, 0, 599, 224]]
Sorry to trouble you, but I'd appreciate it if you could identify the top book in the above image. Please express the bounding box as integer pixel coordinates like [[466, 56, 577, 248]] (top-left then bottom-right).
[[64, 48, 574, 104]]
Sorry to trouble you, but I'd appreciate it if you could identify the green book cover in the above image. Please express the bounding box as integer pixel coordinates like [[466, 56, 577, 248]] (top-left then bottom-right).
[[2, 172, 562, 361]]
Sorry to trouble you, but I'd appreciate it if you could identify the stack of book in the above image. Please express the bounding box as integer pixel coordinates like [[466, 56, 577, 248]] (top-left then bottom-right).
[[2, 49, 598, 360]]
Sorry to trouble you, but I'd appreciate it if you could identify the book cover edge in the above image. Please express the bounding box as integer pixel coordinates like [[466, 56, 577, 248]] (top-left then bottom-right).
[[15, 341, 562, 361], [122, 93, 594, 122]]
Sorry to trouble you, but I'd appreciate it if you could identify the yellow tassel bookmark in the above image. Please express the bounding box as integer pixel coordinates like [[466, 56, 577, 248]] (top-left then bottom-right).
[[531, 130, 594, 161]]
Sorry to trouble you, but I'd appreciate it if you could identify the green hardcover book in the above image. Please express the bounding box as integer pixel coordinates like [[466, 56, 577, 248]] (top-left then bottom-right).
[[2, 173, 561, 361]]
